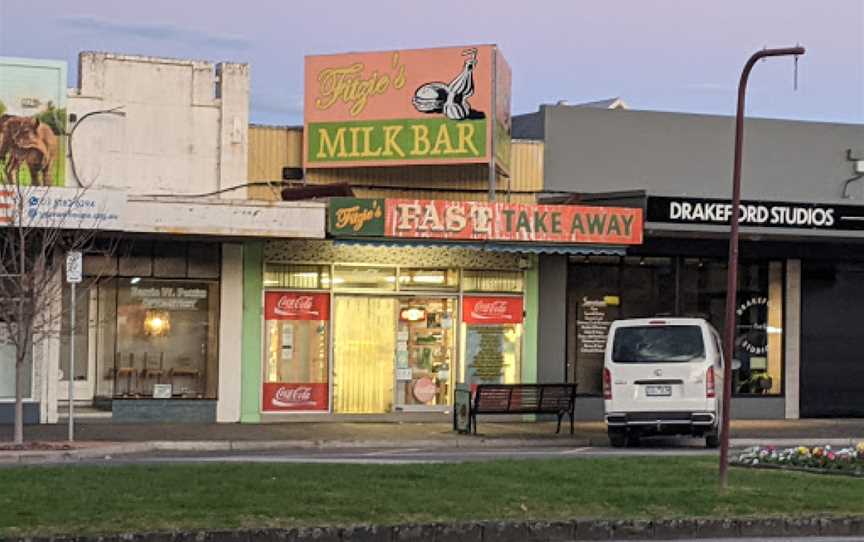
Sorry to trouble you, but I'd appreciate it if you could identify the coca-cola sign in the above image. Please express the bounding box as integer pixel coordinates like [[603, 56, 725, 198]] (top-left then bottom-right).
[[265, 292, 329, 321], [262, 382, 328, 411], [463, 296, 524, 325]]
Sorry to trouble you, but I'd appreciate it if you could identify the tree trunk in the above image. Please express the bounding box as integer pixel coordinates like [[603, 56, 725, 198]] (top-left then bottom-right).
[[14, 188, 26, 445], [14, 357, 23, 444]]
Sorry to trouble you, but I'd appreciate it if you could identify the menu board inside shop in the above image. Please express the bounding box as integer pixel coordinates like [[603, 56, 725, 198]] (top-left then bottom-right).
[[467, 326, 507, 382], [575, 296, 618, 394], [577, 297, 613, 355]]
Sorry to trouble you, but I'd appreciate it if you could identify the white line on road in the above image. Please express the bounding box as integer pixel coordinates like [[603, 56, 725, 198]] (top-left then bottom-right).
[[558, 447, 591, 455], [363, 448, 423, 456]]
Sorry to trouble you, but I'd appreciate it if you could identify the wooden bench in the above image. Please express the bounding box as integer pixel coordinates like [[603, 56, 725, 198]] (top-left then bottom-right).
[[457, 383, 577, 435]]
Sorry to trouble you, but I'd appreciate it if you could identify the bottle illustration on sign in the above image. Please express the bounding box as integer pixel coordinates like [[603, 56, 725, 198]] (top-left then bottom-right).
[[412, 49, 484, 121]]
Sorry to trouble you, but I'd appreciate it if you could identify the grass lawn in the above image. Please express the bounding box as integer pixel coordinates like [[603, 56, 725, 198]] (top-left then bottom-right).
[[1, 457, 863, 536]]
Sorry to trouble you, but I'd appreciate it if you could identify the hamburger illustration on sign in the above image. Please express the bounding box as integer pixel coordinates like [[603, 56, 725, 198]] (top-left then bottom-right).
[[304, 45, 510, 171], [412, 48, 482, 121]]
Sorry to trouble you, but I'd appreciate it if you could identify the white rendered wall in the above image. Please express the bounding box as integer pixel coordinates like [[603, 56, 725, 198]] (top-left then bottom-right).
[[217, 244, 243, 422], [67, 53, 249, 197], [784, 259, 801, 419]]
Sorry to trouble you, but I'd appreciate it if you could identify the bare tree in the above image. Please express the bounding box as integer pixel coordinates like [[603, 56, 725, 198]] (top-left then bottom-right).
[[1, 106, 124, 445], [0, 181, 108, 444]]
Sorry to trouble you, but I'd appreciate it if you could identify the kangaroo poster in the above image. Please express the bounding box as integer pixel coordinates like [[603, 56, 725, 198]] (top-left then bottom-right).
[[304, 45, 510, 170], [0, 58, 67, 187]]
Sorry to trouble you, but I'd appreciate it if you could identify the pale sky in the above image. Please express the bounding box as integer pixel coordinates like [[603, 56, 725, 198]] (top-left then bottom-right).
[[1, 0, 862, 125]]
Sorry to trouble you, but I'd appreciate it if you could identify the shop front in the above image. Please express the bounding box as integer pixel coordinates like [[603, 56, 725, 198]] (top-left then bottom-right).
[[244, 197, 643, 421], [564, 247, 785, 416], [60, 240, 223, 422], [537, 193, 864, 420], [517, 102, 864, 419], [259, 253, 528, 416]]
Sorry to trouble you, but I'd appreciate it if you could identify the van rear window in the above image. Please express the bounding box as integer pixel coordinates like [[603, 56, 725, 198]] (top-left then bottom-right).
[[612, 325, 705, 363]]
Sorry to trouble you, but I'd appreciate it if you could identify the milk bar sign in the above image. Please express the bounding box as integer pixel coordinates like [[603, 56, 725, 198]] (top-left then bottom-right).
[[329, 198, 643, 245], [304, 45, 511, 172], [647, 196, 864, 231]]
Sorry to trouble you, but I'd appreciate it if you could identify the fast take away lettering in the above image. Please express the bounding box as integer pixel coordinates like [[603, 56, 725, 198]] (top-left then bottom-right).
[[383, 200, 643, 244]]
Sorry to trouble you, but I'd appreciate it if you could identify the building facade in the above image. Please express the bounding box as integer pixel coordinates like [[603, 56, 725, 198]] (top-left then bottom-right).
[[232, 46, 644, 421], [517, 104, 864, 420], [1, 53, 326, 425]]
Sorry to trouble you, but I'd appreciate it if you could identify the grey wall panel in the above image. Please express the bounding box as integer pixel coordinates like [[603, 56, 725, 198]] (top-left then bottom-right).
[[0, 403, 40, 424], [537, 254, 568, 383], [574, 397, 605, 421], [112, 400, 217, 423], [543, 106, 863, 202], [731, 397, 786, 420]]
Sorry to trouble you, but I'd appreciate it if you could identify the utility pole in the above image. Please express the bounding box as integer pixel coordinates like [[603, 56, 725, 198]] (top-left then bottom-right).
[[719, 46, 805, 489]]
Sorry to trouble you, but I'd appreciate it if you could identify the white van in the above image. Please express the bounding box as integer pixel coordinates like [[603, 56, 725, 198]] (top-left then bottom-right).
[[603, 317, 724, 448]]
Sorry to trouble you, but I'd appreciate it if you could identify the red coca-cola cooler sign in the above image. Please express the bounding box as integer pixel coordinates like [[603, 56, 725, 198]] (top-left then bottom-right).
[[462, 296, 524, 325], [265, 292, 329, 321], [262, 382, 329, 411]]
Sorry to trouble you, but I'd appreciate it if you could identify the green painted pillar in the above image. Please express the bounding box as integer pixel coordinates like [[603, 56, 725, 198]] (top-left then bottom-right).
[[240, 241, 263, 423], [523, 255, 539, 385]]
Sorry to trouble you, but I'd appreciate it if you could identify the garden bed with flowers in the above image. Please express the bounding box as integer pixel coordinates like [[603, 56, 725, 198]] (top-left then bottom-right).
[[735, 442, 864, 477]]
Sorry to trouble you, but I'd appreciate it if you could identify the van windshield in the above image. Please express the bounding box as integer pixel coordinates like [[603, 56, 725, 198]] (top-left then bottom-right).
[[612, 325, 705, 363]]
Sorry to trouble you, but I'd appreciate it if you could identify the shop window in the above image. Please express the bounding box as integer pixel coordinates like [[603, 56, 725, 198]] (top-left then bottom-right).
[[84, 252, 118, 277], [333, 265, 397, 291], [398, 268, 459, 291], [153, 243, 188, 278], [262, 291, 330, 412], [460, 296, 524, 386], [680, 259, 784, 396], [0, 289, 32, 399], [94, 280, 117, 398], [0, 330, 31, 400], [100, 242, 220, 280], [187, 243, 221, 279], [264, 264, 330, 290], [118, 242, 153, 277], [462, 270, 524, 293], [59, 285, 90, 383], [395, 298, 456, 408], [333, 296, 398, 413], [95, 277, 220, 399], [567, 257, 783, 396]]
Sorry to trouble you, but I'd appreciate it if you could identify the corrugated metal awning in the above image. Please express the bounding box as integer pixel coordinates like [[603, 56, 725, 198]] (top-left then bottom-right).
[[332, 238, 627, 256]]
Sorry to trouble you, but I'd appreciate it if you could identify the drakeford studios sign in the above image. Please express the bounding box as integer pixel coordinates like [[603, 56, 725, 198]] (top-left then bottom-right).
[[647, 196, 864, 231], [329, 198, 643, 245], [304, 45, 511, 172]]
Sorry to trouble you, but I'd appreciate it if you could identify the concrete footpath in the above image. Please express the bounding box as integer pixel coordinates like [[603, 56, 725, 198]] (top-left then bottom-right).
[[1, 419, 862, 464]]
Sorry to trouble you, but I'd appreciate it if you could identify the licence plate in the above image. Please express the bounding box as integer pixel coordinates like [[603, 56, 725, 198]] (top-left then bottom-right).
[[645, 385, 672, 397]]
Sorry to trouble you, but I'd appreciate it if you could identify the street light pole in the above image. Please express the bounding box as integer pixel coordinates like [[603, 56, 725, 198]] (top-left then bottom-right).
[[719, 46, 805, 489]]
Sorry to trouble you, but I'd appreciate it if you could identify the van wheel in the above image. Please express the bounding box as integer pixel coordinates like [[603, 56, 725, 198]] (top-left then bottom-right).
[[608, 429, 627, 448], [705, 432, 720, 449]]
